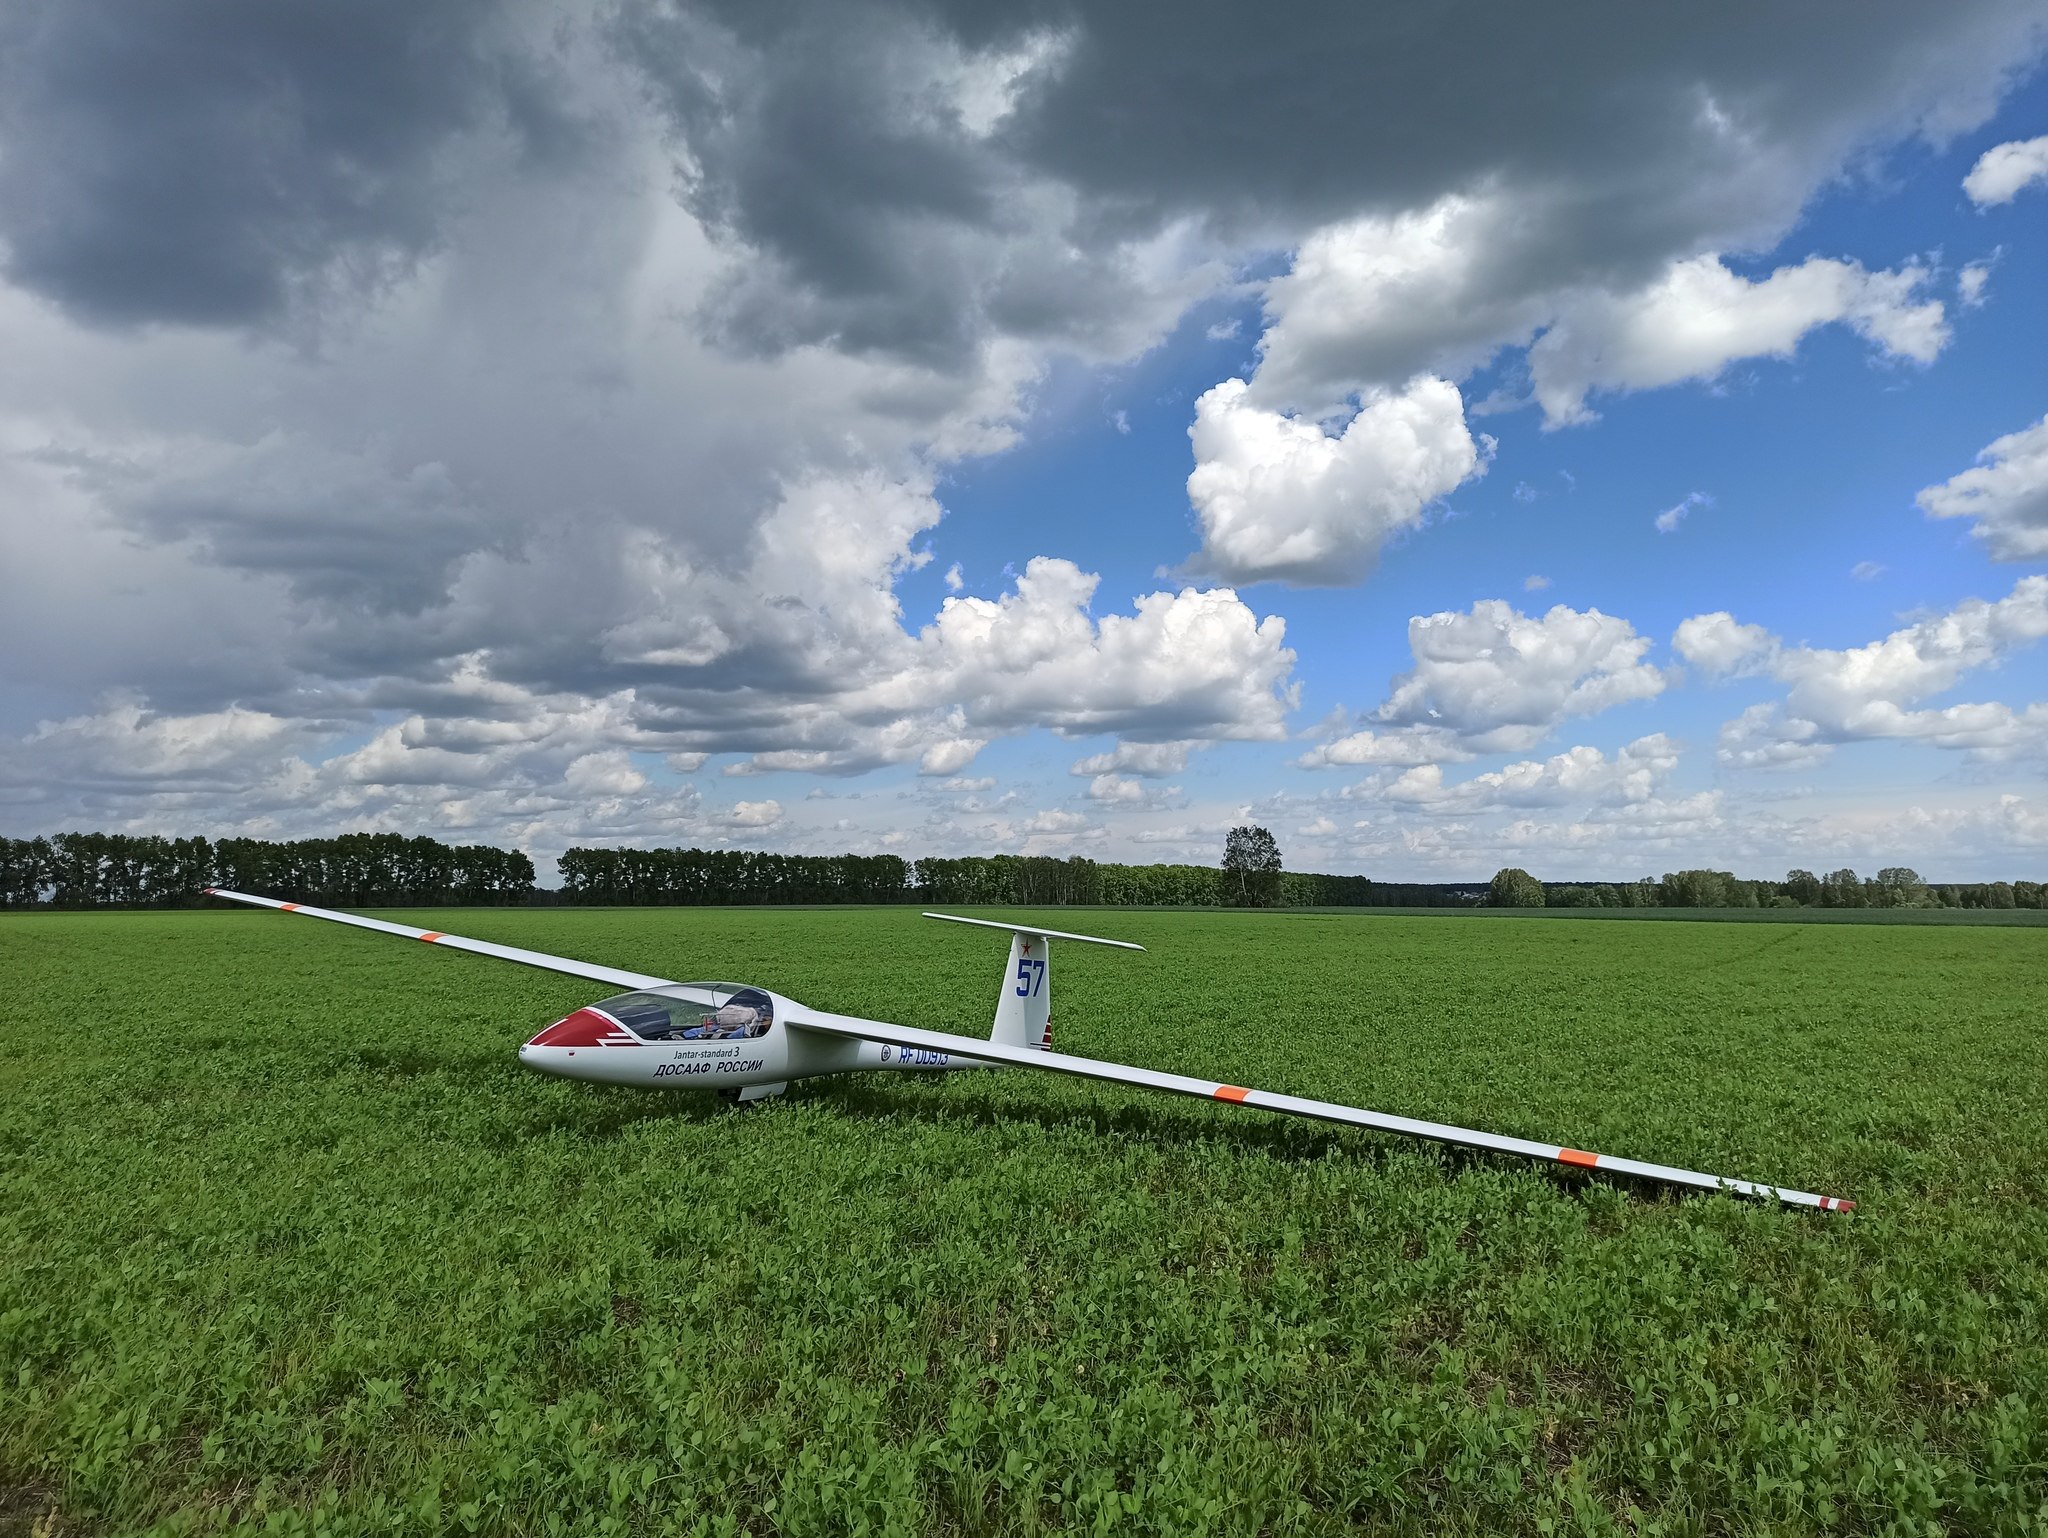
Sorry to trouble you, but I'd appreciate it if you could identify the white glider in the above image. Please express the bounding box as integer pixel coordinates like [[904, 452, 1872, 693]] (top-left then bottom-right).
[[202, 889, 1854, 1211]]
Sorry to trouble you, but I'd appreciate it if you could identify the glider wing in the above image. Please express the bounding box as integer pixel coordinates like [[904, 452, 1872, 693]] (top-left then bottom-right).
[[787, 1007, 1852, 1212], [201, 887, 679, 992]]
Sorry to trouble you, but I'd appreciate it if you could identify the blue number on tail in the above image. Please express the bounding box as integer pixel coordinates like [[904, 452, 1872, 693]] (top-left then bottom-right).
[[1014, 958, 1046, 997]]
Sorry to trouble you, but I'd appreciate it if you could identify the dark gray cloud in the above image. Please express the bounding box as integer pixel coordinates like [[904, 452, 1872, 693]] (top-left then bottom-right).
[[620, 0, 2044, 363], [0, 0, 552, 326]]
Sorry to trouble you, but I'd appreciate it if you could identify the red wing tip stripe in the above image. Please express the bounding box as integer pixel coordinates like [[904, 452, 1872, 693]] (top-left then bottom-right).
[[1819, 1196, 1855, 1212], [418, 931, 444, 943], [1557, 1148, 1600, 1168], [1213, 1084, 1251, 1102], [279, 903, 299, 912]]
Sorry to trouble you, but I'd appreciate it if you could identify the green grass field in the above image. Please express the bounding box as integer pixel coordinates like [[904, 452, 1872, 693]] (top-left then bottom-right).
[[4, 908, 2046, 1536]]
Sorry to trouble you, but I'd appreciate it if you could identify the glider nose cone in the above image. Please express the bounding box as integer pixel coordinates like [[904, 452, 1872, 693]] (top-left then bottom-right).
[[520, 1008, 617, 1078]]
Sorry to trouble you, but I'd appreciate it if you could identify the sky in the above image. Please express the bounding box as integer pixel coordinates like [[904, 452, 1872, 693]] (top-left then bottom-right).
[[1, 0, 2046, 884]]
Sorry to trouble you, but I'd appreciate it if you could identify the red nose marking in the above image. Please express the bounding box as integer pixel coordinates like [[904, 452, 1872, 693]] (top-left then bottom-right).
[[528, 1009, 619, 1048]]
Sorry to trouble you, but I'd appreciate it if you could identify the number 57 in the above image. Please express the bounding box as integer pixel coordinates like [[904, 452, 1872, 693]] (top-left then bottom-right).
[[1014, 957, 1046, 997]]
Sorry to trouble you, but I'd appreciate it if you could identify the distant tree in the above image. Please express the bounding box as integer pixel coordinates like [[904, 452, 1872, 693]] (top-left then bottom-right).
[[1660, 869, 1732, 908], [1873, 867, 1930, 908], [1222, 825, 1284, 907], [1488, 867, 1545, 907], [1986, 880, 2017, 910], [2015, 880, 2043, 910], [1821, 868, 1864, 908], [1784, 869, 1822, 906]]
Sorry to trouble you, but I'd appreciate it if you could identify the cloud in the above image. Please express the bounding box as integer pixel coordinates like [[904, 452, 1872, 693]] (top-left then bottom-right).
[[883, 557, 1298, 742], [1085, 773, 1145, 803], [47, 431, 497, 615], [1070, 740, 1192, 777], [1851, 561, 1885, 581], [1957, 260, 1994, 307], [1672, 612, 1775, 677], [1526, 255, 1948, 427], [1183, 375, 1485, 584], [3, 696, 313, 788], [1300, 598, 1667, 766], [615, 4, 1223, 369], [1964, 135, 2048, 206], [1917, 413, 2048, 562], [1343, 734, 1681, 816], [2, 0, 2045, 864], [0, 0, 541, 329], [1523, 574, 1551, 592], [728, 799, 784, 827], [1701, 576, 2048, 765], [1246, 196, 1557, 414], [1654, 491, 1713, 534]]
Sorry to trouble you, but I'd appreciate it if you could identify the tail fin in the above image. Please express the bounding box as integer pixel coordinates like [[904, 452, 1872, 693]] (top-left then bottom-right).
[[921, 913, 1144, 1052], [993, 928, 1053, 1050]]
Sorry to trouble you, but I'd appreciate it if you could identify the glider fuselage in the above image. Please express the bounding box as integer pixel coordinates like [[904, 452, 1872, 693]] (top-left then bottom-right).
[[518, 985, 971, 1091]]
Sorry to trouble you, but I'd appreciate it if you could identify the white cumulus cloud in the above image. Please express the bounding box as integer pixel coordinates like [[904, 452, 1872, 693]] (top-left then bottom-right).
[[1527, 255, 1948, 427], [1070, 740, 1192, 777], [1346, 734, 1681, 816], [1300, 598, 1667, 766], [1702, 576, 2048, 765], [1917, 413, 2048, 562], [1964, 135, 2048, 206], [1673, 612, 1776, 677], [1184, 374, 1485, 585]]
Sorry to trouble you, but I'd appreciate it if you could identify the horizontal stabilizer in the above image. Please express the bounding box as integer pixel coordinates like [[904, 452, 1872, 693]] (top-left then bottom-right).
[[922, 912, 1145, 951]]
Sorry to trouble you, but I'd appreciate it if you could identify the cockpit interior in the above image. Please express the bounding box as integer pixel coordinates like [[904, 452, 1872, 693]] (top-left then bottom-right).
[[588, 987, 774, 1042]]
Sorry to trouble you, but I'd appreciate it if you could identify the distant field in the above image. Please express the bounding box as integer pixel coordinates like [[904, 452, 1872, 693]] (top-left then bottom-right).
[[4, 908, 2045, 1535]]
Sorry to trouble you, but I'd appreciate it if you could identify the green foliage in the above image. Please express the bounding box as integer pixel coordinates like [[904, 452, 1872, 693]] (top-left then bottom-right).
[[1487, 867, 1545, 907], [1222, 825, 1284, 908], [11, 909, 2046, 1533], [0, 832, 534, 909]]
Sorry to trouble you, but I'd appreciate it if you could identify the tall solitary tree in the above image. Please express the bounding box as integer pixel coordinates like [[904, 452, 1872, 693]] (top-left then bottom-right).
[[1222, 825, 1283, 907], [1488, 867, 1545, 907]]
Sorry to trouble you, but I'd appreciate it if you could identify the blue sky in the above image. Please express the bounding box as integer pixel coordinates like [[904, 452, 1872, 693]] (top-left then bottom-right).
[[1, 4, 2044, 881]]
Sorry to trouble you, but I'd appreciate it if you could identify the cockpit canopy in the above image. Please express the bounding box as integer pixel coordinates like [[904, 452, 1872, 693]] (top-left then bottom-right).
[[590, 987, 774, 1042]]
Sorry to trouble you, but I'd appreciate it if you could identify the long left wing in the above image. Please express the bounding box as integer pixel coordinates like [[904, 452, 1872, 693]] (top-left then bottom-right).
[[201, 888, 678, 992], [787, 1007, 1854, 1212]]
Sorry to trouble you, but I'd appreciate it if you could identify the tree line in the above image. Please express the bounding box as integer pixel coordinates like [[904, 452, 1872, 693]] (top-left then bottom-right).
[[0, 832, 535, 909], [554, 846, 1475, 908], [1487, 865, 2046, 910], [0, 829, 1479, 909], [18, 830, 2028, 914]]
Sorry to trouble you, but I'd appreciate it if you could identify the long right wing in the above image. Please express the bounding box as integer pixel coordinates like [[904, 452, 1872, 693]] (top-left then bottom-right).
[[202, 888, 679, 992], [788, 1007, 1854, 1212]]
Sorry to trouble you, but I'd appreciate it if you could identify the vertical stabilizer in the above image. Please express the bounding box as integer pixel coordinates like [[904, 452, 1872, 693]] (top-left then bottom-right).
[[920, 913, 1142, 1053], [989, 929, 1052, 1050]]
